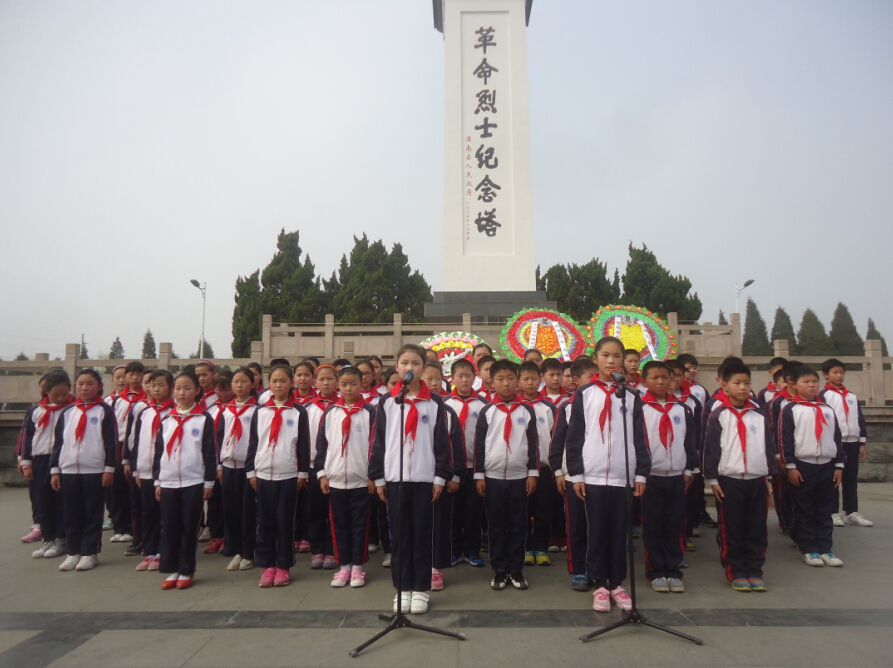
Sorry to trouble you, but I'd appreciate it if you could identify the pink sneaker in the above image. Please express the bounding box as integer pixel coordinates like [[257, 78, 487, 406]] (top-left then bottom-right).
[[331, 568, 350, 588], [147, 555, 161, 571], [135, 556, 153, 571], [297, 541, 311, 553], [350, 567, 366, 588], [21, 527, 42, 544], [610, 586, 633, 611], [259, 567, 276, 588], [593, 587, 611, 612], [273, 568, 291, 587], [431, 568, 444, 591]]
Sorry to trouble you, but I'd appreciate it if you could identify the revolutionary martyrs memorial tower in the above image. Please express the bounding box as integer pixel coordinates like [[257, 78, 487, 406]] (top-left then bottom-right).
[[425, 0, 555, 321]]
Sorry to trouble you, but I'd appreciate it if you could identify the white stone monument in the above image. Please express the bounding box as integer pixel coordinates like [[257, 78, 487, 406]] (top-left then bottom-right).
[[426, 0, 554, 320]]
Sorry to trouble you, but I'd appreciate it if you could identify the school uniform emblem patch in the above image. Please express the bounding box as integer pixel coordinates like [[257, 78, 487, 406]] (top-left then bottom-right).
[[673, 415, 681, 424], [538, 417, 546, 423], [472, 412, 479, 418], [420, 415, 429, 423], [89, 417, 99, 424], [355, 425, 363, 432], [517, 417, 525, 425], [750, 425, 758, 434], [191, 428, 201, 437], [286, 419, 294, 427]]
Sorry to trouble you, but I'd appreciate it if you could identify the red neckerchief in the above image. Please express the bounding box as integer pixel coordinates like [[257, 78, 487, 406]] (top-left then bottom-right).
[[478, 387, 494, 402], [627, 374, 643, 387], [591, 379, 617, 435], [73, 397, 103, 443], [309, 395, 337, 415], [372, 382, 385, 394], [165, 403, 205, 456], [677, 380, 692, 404], [538, 387, 568, 405], [717, 393, 757, 470], [148, 398, 175, 443], [335, 397, 366, 454], [823, 383, 850, 419], [794, 395, 828, 442], [203, 391, 218, 408], [448, 389, 477, 430], [778, 387, 794, 401], [36, 394, 75, 433], [641, 392, 678, 449], [294, 388, 317, 405], [492, 395, 525, 450], [391, 382, 432, 446], [117, 389, 146, 413], [265, 397, 296, 448], [225, 396, 258, 445]]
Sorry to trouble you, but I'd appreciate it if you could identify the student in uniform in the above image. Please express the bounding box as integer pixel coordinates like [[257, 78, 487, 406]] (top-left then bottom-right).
[[110, 362, 147, 545], [471, 343, 494, 393], [369, 344, 453, 615], [202, 374, 232, 556], [20, 375, 50, 545], [475, 359, 539, 591], [444, 358, 488, 568], [623, 349, 643, 390], [518, 361, 556, 567], [246, 364, 311, 588], [315, 366, 377, 588], [51, 369, 117, 572], [357, 359, 378, 401], [550, 357, 597, 591], [303, 364, 338, 569], [757, 357, 787, 407], [22, 370, 74, 560], [703, 361, 777, 592], [247, 362, 265, 395], [152, 370, 217, 590], [476, 355, 497, 402], [767, 360, 806, 535], [539, 358, 567, 406], [820, 358, 871, 527], [782, 365, 845, 568], [639, 361, 696, 593], [565, 336, 651, 612], [128, 370, 175, 572], [293, 361, 317, 405], [217, 367, 259, 572], [667, 359, 703, 549]]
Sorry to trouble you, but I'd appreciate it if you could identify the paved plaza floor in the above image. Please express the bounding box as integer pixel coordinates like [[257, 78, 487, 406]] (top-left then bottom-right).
[[0, 484, 891, 667]]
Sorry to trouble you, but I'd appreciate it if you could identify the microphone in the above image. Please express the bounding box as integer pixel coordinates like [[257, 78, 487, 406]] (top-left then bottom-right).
[[401, 370, 415, 386], [607, 368, 628, 385]]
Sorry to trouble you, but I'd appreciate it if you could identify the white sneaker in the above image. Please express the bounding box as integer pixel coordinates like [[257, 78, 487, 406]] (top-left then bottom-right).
[[118, 533, 134, 543], [803, 552, 824, 567], [227, 554, 242, 571], [110, 534, 124, 542], [31, 542, 50, 558], [239, 558, 255, 571], [393, 591, 411, 613], [43, 539, 66, 559], [76, 555, 97, 571], [382, 553, 392, 568], [198, 527, 211, 542], [368, 543, 380, 554], [59, 554, 80, 571], [410, 591, 429, 614], [845, 512, 873, 527], [831, 514, 845, 527], [820, 552, 843, 567]]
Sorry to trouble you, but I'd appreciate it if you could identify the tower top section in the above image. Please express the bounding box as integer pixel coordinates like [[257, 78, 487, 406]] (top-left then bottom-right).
[[433, 0, 532, 32]]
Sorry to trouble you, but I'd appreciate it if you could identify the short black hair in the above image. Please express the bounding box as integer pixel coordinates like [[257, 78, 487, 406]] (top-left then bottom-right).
[[149, 369, 175, 389], [213, 375, 231, 390], [472, 342, 493, 355], [332, 358, 351, 367], [125, 361, 145, 374], [476, 355, 496, 369], [541, 358, 562, 374], [561, 361, 572, 371], [247, 362, 263, 374], [624, 349, 641, 358], [791, 365, 819, 383], [523, 348, 544, 360], [769, 357, 788, 369], [570, 358, 596, 379], [641, 360, 670, 379], [293, 360, 315, 375], [781, 360, 806, 380], [268, 364, 293, 382], [44, 370, 71, 393], [450, 358, 475, 375], [424, 361, 443, 374], [337, 366, 362, 381], [489, 359, 519, 378], [772, 368, 785, 383], [822, 358, 845, 374], [76, 368, 103, 384], [717, 356, 744, 378], [518, 361, 541, 377], [721, 361, 751, 382], [269, 358, 290, 368], [676, 353, 699, 367], [665, 359, 685, 374]]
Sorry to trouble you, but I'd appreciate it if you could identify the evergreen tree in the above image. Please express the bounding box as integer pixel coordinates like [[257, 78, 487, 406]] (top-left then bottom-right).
[[79, 340, 89, 359], [771, 307, 799, 355], [260, 229, 325, 324], [827, 303, 863, 356], [191, 338, 215, 359], [539, 259, 620, 322], [718, 309, 728, 325], [621, 244, 702, 320], [109, 337, 125, 359], [232, 270, 263, 357], [611, 268, 621, 301], [742, 298, 772, 356], [141, 329, 157, 359], [797, 309, 830, 356], [866, 318, 889, 357]]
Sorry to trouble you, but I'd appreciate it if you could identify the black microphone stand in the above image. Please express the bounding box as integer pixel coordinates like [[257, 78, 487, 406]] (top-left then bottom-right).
[[350, 379, 466, 657], [579, 380, 703, 645]]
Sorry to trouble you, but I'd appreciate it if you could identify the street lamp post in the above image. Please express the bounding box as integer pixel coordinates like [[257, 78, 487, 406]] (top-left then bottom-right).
[[735, 279, 754, 315], [190, 279, 206, 358]]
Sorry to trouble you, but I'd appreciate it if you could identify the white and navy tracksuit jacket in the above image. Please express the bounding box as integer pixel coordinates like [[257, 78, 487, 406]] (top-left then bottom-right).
[[525, 396, 556, 472], [50, 400, 117, 476], [473, 397, 540, 481], [21, 398, 74, 467], [703, 398, 777, 485], [368, 385, 453, 487], [215, 398, 259, 470], [443, 392, 488, 471], [128, 401, 174, 480], [113, 390, 145, 446], [757, 383, 779, 408], [564, 381, 651, 486], [314, 400, 376, 489], [819, 385, 867, 445], [246, 400, 311, 481], [780, 399, 844, 470], [641, 394, 697, 477], [152, 406, 218, 489], [304, 396, 338, 472]]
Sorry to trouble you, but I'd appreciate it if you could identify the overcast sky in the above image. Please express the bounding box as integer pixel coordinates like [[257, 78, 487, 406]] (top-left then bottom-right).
[[1, 0, 890, 360]]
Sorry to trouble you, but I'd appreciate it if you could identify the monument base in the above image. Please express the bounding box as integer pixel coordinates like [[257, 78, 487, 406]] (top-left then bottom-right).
[[424, 291, 556, 324]]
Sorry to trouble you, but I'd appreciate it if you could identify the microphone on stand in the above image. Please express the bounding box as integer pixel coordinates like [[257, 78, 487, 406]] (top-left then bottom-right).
[[401, 371, 415, 386], [606, 368, 629, 385]]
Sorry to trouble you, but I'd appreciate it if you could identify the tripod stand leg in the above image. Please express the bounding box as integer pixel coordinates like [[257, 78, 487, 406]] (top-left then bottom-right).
[[349, 620, 398, 657], [579, 617, 633, 642], [643, 620, 704, 645], [404, 619, 466, 641]]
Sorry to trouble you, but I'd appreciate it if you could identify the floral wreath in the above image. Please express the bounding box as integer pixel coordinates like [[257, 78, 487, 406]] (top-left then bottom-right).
[[586, 305, 676, 366], [419, 331, 491, 379], [500, 308, 587, 363]]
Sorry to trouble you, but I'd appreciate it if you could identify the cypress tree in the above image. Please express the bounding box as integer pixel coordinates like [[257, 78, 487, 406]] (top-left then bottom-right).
[[718, 309, 728, 325], [141, 329, 157, 359], [797, 309, 830, 356], [232, 270, 263, 357], [742, 299, 772, 355], [771, 307, 799, 355], [621, 244, 702, 320], [109, 337, 125, 360], [827, 303, 863, 356]]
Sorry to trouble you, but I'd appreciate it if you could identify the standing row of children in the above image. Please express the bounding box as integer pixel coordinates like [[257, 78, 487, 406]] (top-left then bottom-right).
[[17, 341, 872, 613]]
